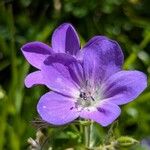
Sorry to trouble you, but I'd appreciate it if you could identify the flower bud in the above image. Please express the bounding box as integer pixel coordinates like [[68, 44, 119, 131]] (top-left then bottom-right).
[[115, 136, 139, 148]]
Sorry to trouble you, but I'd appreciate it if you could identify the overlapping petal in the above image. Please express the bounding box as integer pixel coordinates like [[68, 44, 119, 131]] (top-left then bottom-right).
[[21, 42, 53, 69], [103, 71, 147, 105], [82, 36, 124, 83], [52, 23, 80, 55], [37, 92, 79, 125], [68, 61, 85, 86], [44, 53, 76, 66], [80, 101, 121, 126], [41, 54, 80, 97]]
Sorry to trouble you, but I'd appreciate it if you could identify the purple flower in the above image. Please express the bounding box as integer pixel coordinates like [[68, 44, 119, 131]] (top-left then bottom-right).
[[26, 36, 146, 126], [21, 23, 80, 87], [141, 137, 150, 149]]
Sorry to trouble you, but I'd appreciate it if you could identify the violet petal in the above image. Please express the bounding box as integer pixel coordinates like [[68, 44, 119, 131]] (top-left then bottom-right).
[[41, 56, 80, 97], [52, 23, 80, 55], [25, 71, 45, 88], [68, 61, 85, 86], [103, 71, 147, 105], [82, 36, 124, 83], [44, 53, 76, 66], [80, 101, 121, 126], [21, 42, 53, 69], [37, 92, 79, 125]]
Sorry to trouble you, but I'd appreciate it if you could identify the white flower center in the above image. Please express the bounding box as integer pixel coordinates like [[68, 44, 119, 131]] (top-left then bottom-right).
[[75, 84, 104, 111], [77, 91, 95, 107]]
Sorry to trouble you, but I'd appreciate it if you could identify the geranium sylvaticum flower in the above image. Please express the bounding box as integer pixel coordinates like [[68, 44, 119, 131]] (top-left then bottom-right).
[[21, 23, 81, 88], [22, 34, 147, 126]]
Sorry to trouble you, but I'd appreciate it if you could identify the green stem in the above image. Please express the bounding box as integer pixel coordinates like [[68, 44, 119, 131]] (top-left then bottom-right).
[[84, 120, 93, 149]]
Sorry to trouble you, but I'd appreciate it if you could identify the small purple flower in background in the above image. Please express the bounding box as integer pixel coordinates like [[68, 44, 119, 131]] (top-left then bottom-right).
[[21, 23, 80, 88], [21, 24, 147, 126], [24, 36, 146, 126], [141, 137, 150, 149]]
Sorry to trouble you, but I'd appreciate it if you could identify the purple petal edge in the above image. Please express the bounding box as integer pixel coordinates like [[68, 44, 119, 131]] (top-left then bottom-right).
[[80, 101, 121, 126], [52, 23, 80, 55], [103, 70, 147, 105], [37, 92, 79, 125], [21, 41, 53, 69], [25, 71, 45, 88]]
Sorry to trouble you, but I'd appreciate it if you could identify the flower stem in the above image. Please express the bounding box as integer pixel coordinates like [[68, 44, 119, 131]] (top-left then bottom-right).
[[84, 120, 93, 149]]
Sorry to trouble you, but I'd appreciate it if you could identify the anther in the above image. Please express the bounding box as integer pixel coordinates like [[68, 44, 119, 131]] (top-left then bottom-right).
[[79, 92, 87, 100], [91, 96, 95, 101]]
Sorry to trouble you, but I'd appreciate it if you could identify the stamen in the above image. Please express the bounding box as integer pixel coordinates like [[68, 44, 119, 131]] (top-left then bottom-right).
[[79, 92, 87, 100], [91, 96, 95, 101], [77, 84, 102, 110]]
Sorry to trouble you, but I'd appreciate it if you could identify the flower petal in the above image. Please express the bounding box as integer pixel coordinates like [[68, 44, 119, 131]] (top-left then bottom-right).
[[44, 54, 84, 86], [82, 36, 124, 84], [25, 71, 44, 88], [21, 42, 53, 69], [41, 54, 80, 97], [37, 92, 79, 125], [44, 53, 76, 66], [68, 61, 85, 86], [103, 71, 147, 105], [52, 23, 80, 55], [80, 101, 121, 126]]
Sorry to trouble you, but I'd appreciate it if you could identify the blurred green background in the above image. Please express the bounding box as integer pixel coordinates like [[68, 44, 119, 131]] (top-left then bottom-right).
[[0, 0, 150, 149]]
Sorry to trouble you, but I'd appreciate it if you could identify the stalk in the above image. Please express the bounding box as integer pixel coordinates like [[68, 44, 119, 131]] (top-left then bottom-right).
[[84, 120, 93, 149]]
